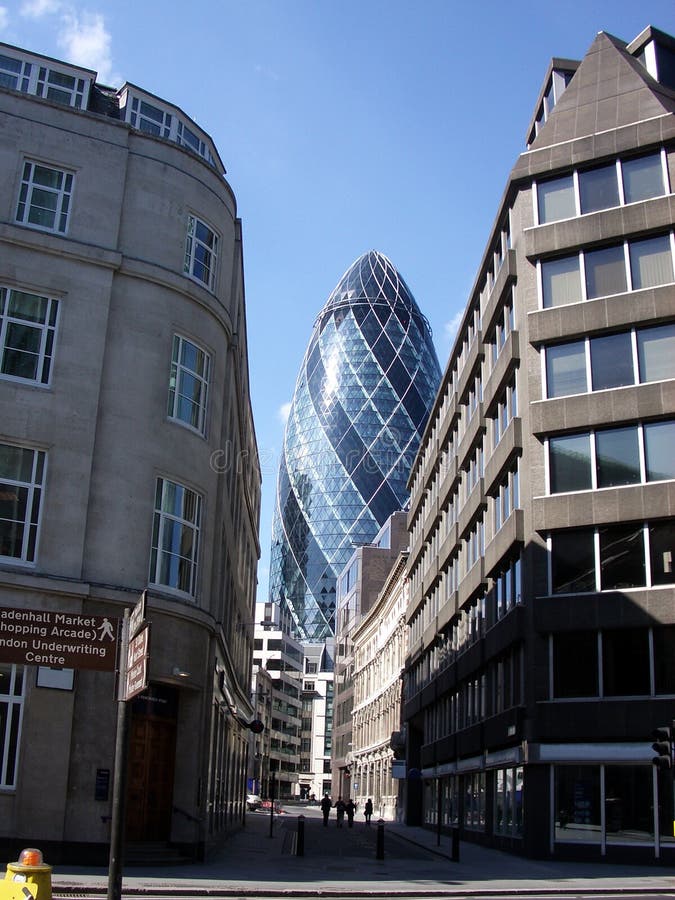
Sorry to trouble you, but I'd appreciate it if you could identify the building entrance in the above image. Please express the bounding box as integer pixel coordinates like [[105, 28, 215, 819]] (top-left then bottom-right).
[[126, 684, 178, 841]]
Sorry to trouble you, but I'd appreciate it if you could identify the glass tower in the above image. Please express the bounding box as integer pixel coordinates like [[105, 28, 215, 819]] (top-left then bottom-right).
[[269, 250, 441, 641]]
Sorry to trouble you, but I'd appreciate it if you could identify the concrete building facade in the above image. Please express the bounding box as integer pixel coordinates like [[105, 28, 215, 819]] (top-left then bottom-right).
[[404, 26, 675, 862], [0, 43, 260, 861], [351, 549, 409, 822], [332, 511, 408, 799]]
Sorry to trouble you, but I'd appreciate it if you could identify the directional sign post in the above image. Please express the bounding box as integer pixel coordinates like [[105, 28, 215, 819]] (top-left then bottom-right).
[[124, 625, 149, 701]]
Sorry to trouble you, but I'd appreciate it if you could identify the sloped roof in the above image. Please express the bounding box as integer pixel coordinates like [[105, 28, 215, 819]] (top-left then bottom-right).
[[529, 31, 675, 152]]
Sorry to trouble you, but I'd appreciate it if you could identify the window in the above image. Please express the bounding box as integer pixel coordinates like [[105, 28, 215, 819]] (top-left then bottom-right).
[[494, 465, 519, 532], [167, 335, 210, 434], [0, 443, 46, 563], [584, 245, 627, 299], [603, 628, 650, 695], [128, 97, 172, 137], [579, 163, 620, 214], [184, 215, 218, 291], [494, 766, 524, 837], [589, 332, 634, 390], [548, 421, 675, 494], [0, 665, 25, 788], [537, 175, 575, 224], [0, 54, 31, 92], [545, 341, 586, 397], [551, 521, 674, 593], [150, 477, 202, 596], [493, 376, 517, 446], [629, 235, 674, 290], [0, 288, 58, 385], [36, 66, 86, 108], [544, 323, 675, 398], [553, 631, 598, 697], [549, 434, 592, 493], [541, 256, 581, 308], [540, 234, 674, 308], [16, 161, 73, 233], [536, 152, 667, 224]]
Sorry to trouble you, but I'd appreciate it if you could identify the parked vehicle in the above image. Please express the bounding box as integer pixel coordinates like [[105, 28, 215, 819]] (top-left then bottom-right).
[[246, 793, 263, 811]]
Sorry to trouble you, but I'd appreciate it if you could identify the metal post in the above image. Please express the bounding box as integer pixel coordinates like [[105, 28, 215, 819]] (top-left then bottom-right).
[[297, 814, 305, 856], [108, 610, 130, 900], [269, 768, 275, 838], [436, 780, 442, 846], [376, 819, 384, 860], [451, 826, 460, 862]]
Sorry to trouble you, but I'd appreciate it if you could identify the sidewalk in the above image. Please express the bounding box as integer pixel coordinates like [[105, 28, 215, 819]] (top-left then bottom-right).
[[49, 810, 675, 897]]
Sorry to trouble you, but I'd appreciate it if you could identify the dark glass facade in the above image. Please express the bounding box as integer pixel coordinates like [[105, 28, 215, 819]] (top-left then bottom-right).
[[269, 251, 441, 641]]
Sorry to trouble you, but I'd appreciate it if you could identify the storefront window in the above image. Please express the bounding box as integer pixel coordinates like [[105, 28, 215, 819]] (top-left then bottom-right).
[[555, 765, 601, 843], [605, 766, 654, 844], [494, 766, 524, 837]]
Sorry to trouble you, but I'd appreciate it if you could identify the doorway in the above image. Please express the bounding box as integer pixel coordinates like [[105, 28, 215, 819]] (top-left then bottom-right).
[[126, 684, 178, 841]]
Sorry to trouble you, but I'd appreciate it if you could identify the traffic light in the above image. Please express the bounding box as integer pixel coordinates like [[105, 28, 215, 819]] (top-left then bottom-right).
[[652, 723, 674, 771]]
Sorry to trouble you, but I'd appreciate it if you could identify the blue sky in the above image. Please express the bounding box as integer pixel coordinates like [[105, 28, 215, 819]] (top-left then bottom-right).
[[2, 0, 673, 599]]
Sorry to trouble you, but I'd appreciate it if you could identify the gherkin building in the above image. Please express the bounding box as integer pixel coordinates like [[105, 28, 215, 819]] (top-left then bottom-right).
[[269, 250, 441, 641]]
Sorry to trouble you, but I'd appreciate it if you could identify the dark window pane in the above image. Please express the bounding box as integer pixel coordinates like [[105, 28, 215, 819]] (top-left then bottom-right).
[[602, 628, 649, 695], [546, 342, 587, 397], [599, 524, 645, 590], [653, 625, 675, 694], [549, 434, 592, 493], [553, 631, 598, 697], [649, 520, 674, 586], [595, 426, 640, 488], [585, 245, 627, 299], [555, 765, 601, 842], [622, 154, 664, 203], [605, 766, 654, 843], [579, 164, 619, 214], [552, 530, 596, 593], [644, 421, 675, 482], [590, 332, 634, 390]]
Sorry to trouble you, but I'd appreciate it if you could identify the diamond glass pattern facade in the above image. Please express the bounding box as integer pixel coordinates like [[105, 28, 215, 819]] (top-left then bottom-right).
[[269, 251, 441, 641]]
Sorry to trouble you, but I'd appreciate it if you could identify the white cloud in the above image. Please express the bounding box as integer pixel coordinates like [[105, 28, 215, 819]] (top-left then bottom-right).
[[58, 9, 114, 83], [0, 6, 9, 31], [443, 310, 463, 347], [277, 401, 292, 425], [20, 0, 62, 18]]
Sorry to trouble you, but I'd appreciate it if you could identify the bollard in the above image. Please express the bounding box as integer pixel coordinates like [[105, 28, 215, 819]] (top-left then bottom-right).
[[1, 848, 52, 900], [297, 814, 305, 857], [451, 827, 460, 862], [376, 819, 384, 860]]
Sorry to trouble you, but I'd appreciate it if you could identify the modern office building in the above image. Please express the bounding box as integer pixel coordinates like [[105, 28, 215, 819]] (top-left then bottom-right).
[[0, 43, 260, 861], [404, 25, 675, 862], [251, 602, 303, 798], [269, 250, 442, 642], [297, 640, 335, 801]]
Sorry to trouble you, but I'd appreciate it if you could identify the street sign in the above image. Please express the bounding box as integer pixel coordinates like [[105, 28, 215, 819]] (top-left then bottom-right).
[[0, 605, 119, 671], [124, 624, 149, 701], [128, 590, 147, 640]]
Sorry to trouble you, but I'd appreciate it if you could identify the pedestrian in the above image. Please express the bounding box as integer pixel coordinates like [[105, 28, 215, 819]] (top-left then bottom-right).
[[335, 796, 346, 827], [320, 793, 332, 826], [345, 798, 356, 827], [364, 797, 373, 825]]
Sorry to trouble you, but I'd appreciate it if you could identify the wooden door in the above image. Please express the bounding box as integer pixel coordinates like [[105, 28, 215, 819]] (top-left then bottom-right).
[[126, 715, 177, 841]]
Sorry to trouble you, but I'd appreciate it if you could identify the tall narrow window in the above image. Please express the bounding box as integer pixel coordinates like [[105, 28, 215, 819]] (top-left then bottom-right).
[[150, 477, 202, 596], [16, 161, 73, 233], [184, 215, 219, 291], [167, 335, 210, 435], [0, 665, 25, 788], [0, 443, 46, 563], [0, 288, 59, 385]]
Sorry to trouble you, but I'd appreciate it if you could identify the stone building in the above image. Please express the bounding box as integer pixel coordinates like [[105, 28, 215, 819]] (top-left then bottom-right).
[[404, 25, 675, 862], [0, 42, 260, 861]]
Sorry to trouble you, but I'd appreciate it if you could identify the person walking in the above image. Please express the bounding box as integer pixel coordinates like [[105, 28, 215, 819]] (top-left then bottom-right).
[[345, 798, 356, 827], [364, 797, 373, 825], [335, 796, 346, 827], [320, 793, 332, 826]]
